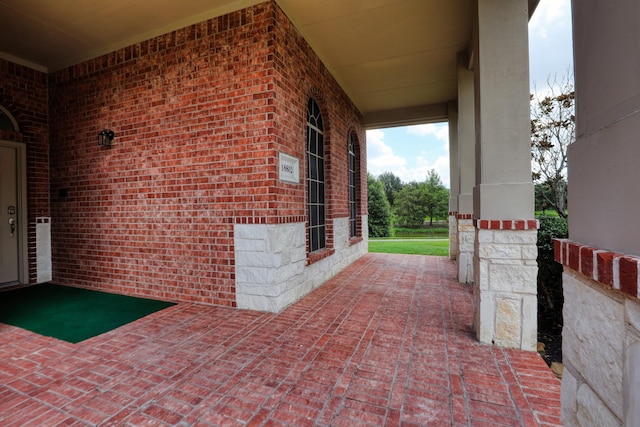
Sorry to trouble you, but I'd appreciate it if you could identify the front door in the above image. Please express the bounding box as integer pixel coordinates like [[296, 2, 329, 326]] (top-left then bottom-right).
[[0, 144, 19, 285]]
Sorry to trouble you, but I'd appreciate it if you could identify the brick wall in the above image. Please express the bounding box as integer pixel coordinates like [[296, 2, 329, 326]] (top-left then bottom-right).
[[0, 60, 49, 284], [270, 5, 366, 259], [46, 1, 365, 305]]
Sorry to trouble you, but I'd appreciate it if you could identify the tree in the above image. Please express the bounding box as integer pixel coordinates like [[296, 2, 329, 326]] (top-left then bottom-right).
[[393, 182, 428, 227], [367, 173, 391, 237], [378, 171, 403, 207], [393, 170, 449, 227], [423, 170, 449, 226], [534, 182, 566, 213], [531, 72, 574, 218]]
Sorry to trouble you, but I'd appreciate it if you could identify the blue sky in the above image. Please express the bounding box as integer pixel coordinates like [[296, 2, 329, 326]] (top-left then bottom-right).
[[366, 0, 573, 188]]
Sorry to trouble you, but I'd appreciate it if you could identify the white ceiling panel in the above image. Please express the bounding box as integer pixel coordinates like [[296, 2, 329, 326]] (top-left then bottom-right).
[[0, 0, 478, 125]]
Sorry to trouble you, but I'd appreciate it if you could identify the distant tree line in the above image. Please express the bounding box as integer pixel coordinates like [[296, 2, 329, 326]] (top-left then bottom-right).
[[367, 169, 450, 237]]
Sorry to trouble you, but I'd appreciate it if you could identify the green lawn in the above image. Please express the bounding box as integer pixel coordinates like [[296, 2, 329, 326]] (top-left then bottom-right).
[[368, 239, 449, 256]]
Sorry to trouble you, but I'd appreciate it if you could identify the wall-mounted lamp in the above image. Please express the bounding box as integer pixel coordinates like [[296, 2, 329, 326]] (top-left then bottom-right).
[[98, 129, 115, 147]]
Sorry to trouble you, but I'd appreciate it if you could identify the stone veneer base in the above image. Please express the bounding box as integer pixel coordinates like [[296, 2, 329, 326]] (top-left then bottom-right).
[[473, 219, 538, 351], [448, 212, 458, 260], [555, 239, 640, 426], [456, 214, 474, 283], [234, 216, 368, 312]]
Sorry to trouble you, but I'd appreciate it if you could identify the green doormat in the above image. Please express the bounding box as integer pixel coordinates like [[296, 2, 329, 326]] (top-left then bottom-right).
[[0, 284, 175, 343]]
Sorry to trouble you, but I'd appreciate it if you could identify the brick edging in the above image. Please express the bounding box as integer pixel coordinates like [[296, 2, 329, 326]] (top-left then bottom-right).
[[554, 239, 640, 299], [473, 219, 539, 230], [307, 248, 335, 265], [456, 213, 473, 220], [349, 236, 364, 246]]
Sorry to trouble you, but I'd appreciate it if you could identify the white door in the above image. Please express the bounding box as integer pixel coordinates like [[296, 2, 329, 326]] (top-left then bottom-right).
[[0, 145, 19, 285]]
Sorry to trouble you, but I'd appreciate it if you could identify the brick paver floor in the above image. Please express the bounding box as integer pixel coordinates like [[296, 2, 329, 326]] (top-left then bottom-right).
[[0, 254, 562, 426]]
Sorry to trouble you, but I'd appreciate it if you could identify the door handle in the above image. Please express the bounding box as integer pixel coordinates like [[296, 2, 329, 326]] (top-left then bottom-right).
[[8, 218, 15, 237]]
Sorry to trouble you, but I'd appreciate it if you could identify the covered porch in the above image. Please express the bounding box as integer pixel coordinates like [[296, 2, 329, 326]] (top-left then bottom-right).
[[0, 254, 561, 426], [0, 0, 541, 352]]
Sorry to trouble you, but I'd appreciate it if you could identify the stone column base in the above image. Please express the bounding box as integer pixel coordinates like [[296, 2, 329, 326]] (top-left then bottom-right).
[[473, 219, 538, 350], [456, 214, 474, 283], [448, 212, 458, 260]]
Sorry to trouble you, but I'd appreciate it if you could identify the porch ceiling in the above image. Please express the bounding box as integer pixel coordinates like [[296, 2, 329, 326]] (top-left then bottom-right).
[[0, 0, 537, 128]]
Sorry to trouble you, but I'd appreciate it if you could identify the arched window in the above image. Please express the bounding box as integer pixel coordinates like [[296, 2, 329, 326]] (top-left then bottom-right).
[[348, 133, 358, 238], [307, 98, 325, 252], [0, 105, 18, 132]]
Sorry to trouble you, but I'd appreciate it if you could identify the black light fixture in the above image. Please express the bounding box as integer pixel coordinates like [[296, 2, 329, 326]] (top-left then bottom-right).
[[98, 129, 115, 147]]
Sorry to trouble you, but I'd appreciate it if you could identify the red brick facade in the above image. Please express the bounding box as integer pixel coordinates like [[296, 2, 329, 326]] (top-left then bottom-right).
[[1, 1, 365, 306]]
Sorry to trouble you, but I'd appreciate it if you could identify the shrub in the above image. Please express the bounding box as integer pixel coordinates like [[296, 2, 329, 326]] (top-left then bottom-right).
[[536, 215, 568, 329], [367, 174, 391, 237]]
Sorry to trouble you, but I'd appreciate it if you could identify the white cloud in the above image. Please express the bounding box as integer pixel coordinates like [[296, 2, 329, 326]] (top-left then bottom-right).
[[407, 123, 450, 187], [411, 155, 451, 188], [529, 0, 573, 106], [529, 0, 573, 97], [366, 127, 451, 188], [366, 129, 408, 179], [407, 123, 449, 153], [407, 123, 450, 153], [529, 0, 569, 39], [407, 123, 448, 141]]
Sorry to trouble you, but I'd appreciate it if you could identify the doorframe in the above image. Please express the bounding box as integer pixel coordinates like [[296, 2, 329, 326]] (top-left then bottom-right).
[[0, 139, 28, 284]]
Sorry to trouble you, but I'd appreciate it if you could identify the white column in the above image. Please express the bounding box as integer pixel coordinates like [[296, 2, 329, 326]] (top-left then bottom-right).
[[36, 217, 52, 283], [448, 101, 459, 260], [456, 52, 476, 283], [472, 0, 537, 350]]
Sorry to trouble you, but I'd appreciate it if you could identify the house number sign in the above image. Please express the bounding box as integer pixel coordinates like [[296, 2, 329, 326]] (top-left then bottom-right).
[[279, 152, 299, 184]]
